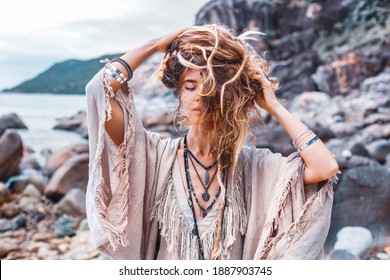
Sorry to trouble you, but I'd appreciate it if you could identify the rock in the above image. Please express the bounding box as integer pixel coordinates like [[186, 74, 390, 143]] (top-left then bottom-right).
[[363, 113, 390, 127], [31, 232, 56, 242], [0, 131, 23, 182], [289, 91, 331, 127], [271, 51, 320, 97], [0, 201, 22, 219], [53, 110, 88, 138], [0, 113, 27, 130], [54, 188, 86, 218], [0, 238, 20, 258], [11, 213, 27, 231], [267, 29, 317, 61], [45, 153, 89, 202], [337, 155, 381, 171], [385, 154, 390, 172], [348, 166, 390, 189], [0, 218, 12, 232], [313, 0, 358, 33], [341, 150, 352, 159], [312, 51, 383, 96], [354, 123, 390, 145], [329, 122, 358, 138], [129, 53, 169, 97], [253, 125, 295, 156], [22, 184, 42, 199], [8, 170, 46, 194], [327, 166, 390, 249], [333, 226, 373, 258], [327, 249, 360, 260], [196, 0, 255, 34], [361, 70, 390, 95], [326, 138, 354, 158], [350, 142, 370, 158], [53, 216, 76, 237], [43, 142, 89, 177], [376, 252, 390, 260], [19, 155, 41, 171], [366, 139, 390, 163], [0, 182, 12, 205], [18, 196, 40, 213]]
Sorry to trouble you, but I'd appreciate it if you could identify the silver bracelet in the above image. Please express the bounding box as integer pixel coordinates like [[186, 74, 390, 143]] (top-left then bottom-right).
[[292, 127, 311, 147], [105, 63, 127, 84], [297, 135, 319, 153], [104, 68, 125, 84]]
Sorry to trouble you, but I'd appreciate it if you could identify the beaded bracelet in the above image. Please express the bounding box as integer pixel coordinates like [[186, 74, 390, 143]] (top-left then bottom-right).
[[112, 57, 133, 81], [104, 68, 125, 84], [297, 135, 319, 153], [105, 63, 127, 84]]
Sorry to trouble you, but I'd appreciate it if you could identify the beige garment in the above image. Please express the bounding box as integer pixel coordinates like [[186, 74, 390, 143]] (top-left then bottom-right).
[[85, 66, 338, 260]]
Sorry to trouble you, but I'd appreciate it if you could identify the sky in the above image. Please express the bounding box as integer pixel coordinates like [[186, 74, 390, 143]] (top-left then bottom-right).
[[0, 0, 211, 91]]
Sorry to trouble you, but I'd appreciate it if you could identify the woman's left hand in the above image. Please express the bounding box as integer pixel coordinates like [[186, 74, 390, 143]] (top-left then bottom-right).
[[254, 70, 280, 113]]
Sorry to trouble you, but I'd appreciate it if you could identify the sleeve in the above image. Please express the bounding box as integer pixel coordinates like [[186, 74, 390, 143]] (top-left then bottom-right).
[[85, 65, 175, 259], [241, 147, 339, 260]]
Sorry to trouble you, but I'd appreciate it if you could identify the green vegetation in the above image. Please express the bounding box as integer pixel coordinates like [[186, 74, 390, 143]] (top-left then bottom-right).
[[2, 54, 121, 94]]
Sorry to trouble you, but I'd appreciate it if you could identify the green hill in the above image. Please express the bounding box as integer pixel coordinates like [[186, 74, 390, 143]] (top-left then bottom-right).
[[2, 54, 122, 94]]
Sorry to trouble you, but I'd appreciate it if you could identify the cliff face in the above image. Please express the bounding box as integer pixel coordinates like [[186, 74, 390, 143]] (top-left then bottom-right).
[[195, 0, 390, 98]]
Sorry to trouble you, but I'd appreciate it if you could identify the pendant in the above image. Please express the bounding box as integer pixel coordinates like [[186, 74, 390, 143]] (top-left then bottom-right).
[[202, 190, 210, 201], [202, 211, 207, 218], [205, 170, 209, 185]]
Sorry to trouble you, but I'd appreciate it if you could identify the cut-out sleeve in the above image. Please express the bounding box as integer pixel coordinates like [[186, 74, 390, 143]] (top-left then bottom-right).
[[85, 66, 178, 259]]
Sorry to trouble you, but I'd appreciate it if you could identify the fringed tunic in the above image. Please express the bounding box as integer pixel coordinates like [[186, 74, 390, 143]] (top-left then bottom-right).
[[85, 67, 338, 260]]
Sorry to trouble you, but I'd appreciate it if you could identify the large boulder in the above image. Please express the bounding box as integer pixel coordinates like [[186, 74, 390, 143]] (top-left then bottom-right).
[[43, 143, 89, 177], [53, 111, 88, 139], [44, 153, 89, 202], [0, 131, 23, 182], [0, 113, 27, 130], [326, 166, 390, 250]]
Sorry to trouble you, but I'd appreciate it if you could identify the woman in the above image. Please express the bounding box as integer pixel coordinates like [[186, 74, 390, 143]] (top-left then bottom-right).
[[86, 24, 339, 260]]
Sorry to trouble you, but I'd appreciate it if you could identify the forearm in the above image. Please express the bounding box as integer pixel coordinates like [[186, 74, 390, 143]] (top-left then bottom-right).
[[268, 102, 339, 184], [110, 39, 158, 93]]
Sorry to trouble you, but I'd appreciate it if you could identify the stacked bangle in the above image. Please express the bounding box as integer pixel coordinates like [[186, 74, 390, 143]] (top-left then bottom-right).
[[297, 135, 319, 153], [112, 57, 133, 81], [292, 127, 313, 148], [105, 63, 126, 84]]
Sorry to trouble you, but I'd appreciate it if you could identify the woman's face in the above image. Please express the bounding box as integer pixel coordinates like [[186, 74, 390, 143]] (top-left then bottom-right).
[[179, 68, 205, 121]]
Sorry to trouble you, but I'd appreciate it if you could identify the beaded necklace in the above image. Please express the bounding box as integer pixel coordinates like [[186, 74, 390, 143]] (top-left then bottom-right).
[[183, 134, 226, 260]]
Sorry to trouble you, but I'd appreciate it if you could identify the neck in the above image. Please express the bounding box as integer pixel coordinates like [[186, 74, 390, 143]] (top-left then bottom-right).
[[186, 125, 215, 158]]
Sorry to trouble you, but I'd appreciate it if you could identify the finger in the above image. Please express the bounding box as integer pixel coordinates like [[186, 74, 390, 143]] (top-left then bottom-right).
[[257, 70, 272, 88]]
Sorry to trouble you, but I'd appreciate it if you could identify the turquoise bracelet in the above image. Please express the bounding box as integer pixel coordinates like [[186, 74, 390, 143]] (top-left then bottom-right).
[[297, 135, 319, 153]]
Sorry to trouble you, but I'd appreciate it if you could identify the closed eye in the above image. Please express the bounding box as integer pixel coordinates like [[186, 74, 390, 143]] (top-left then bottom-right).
[[185, 87, 196, 91]]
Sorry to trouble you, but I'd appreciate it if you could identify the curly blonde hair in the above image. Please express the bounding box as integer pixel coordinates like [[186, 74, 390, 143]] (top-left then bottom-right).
[[155, 24, 279, 260]]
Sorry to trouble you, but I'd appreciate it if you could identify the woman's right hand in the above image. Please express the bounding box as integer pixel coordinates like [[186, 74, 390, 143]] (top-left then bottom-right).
[[154, 27, 188, 53]]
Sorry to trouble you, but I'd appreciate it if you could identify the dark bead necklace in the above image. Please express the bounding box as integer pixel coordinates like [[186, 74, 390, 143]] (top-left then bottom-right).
[[188, 154, 218, 201], [187, 149, 217, 185], [183, 134, 226, 260]]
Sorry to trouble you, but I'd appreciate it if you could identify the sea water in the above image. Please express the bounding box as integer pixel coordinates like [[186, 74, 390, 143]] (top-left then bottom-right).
[[0, 92, 88, 167]]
